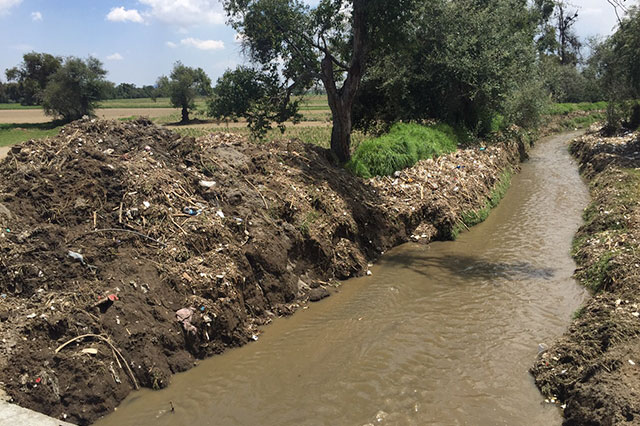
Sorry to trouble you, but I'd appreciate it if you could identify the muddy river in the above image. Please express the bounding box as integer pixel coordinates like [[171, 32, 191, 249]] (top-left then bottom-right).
[[96, 132, 589, 426]]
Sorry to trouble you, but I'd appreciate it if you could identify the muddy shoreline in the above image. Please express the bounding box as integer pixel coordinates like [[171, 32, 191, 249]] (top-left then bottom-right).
[[0, 118, 526, 424], [532, 126, 640, 425]]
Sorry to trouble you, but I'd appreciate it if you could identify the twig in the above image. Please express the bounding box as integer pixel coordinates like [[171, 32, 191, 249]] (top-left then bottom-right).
[[54, 333, 139, 389], [169, 216, 188, 236], [243, 177, 269, 210], [83, 228, 166, 246], [118, 203, 123, 224]]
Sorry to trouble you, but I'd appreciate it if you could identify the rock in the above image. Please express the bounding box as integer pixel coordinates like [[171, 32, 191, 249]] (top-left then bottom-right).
[[309, 287, 329, 302]]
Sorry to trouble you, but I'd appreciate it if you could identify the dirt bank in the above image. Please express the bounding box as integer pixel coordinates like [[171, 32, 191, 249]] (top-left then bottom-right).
[[531, 126, 640, 425], [0, 118, 523, 424]]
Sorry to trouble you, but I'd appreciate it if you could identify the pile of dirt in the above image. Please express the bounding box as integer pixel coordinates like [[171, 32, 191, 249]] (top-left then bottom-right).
[[0, 118, 521, 424], [531, 125, 640, 425]]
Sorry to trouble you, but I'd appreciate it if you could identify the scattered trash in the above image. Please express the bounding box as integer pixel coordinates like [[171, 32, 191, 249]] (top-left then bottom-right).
[[366, 270, 372, 276], [142, 201, 151, 209], [199, 180, 216, 188], [183, 207, 201, 216], [175, 308, 197, 334], [251, 334, 259, 341], [67, 250, 85, 264], [216, 210, 225, 219], [81, 348, 98, 355], [629, 360, 636, 366]]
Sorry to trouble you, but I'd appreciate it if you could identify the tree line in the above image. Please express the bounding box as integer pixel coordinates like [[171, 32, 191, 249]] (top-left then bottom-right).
[[1, 0, 638, 161]]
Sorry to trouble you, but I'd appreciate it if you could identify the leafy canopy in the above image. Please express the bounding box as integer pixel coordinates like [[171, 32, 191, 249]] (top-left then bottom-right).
[[5, 52, 62, 105], [158, 62, 212, 123], [41, 56, 108, 122]]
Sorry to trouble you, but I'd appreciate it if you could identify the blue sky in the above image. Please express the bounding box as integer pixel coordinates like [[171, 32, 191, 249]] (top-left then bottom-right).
[[0, 0, 636, 86]]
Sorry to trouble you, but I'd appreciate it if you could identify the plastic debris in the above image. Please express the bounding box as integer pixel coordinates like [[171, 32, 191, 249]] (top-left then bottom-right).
[[81, 348, 98, 355], [175, 308, 197, 334], [67, 251, 85, 264], [199, 180, 216, 188], [183, 207, 201, 216], [216, 210, 225, 219], [629, 360, 636, 366]]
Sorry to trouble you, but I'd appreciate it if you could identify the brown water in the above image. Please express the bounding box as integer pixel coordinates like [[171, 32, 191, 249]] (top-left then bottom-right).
[[96, 132, 589, 426]]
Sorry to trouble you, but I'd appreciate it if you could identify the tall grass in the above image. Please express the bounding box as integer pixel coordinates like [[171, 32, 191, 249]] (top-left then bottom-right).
[[346, 123, 459, 178]]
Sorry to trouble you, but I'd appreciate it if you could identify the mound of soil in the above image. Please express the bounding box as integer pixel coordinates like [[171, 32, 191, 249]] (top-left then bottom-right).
[[531, 126, 640, 425], [0, 118, 521, 424]]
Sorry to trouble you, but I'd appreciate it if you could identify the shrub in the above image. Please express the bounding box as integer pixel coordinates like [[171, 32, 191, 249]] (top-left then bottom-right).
[[346, 123, 458, 178]]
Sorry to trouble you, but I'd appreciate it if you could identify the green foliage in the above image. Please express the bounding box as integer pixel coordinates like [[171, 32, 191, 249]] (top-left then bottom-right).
[[41, 56, 108, 122], [346, 123, 459, 178], [589, 7, 640, 130], [208, 66, 301, 139], [5, 52, 62, 105], [504, 78, 550, 129], [158, 62, 212, 123], [223, 0, 415, 162], [354, 0, 540, 135]]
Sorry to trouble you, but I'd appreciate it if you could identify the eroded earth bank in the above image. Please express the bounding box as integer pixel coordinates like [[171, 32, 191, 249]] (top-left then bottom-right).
[[0, 118, 524, 424], [532, 126, 640, 425]]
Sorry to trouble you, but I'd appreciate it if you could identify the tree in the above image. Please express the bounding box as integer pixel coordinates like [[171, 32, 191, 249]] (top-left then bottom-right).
[[41, 56, 108, 122], [353, 0, 541, 135], [223, 0, 413, 163], [5, 52, 62, 105], [208, 66, 301, 137], [158, 62, 212, 123], [591, 6, 640, 129]]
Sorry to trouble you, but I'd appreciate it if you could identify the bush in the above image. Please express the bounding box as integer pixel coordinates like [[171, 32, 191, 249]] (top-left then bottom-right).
[[346, 123, 459, 178]]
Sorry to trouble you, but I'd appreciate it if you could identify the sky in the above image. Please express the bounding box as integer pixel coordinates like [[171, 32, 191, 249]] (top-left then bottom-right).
[[0, 0, 636, 86]]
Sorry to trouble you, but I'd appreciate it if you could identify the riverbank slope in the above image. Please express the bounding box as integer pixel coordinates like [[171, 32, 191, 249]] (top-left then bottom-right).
[[0, 118, 524, 424], [532, 125, 640, 425]]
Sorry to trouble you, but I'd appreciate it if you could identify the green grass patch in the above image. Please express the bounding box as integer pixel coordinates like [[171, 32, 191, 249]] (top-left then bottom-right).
[[581, 250, 614, 293], [544, 101, 608, 116], [0, 103, 42, 110], [572, 306, 586, 319], [346, 122, 459, 178], [451, 169, 513, 239], [0, 121, 63, 146]]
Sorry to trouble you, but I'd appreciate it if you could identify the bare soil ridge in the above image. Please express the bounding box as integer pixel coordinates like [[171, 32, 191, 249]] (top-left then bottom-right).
[[0, 118, 523, 424], [532, 126, 640, 425]]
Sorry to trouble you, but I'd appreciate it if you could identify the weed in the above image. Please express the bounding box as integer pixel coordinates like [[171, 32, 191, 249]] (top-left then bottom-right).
[[346, 122, 459, 178], [580, 251, 614, 293], [572, 306, 586, 319]]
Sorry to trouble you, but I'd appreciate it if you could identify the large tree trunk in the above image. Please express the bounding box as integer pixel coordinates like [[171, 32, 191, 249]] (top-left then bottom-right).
[[181, 106, 189, 124], [322, 0, 367, 164], [330, 105, 352, 163]]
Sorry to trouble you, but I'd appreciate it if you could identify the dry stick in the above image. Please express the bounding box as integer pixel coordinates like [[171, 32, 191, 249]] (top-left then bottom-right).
[[169, 216, 188, 236], [243, 177, 269, 210], [54, 333, 139, 390], [93, 211, 97, 229], [91, 228, 166, 246], [118, 202, 123, 224]]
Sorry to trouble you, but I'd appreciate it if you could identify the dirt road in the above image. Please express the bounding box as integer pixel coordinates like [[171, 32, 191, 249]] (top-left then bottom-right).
[[0, 147, 9, 159], [0, 108, 178, 124]]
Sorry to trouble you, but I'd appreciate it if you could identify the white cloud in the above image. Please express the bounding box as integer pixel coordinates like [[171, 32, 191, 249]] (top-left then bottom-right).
[[106, 6, 144, 23], [31, 11, 42, 21], [166, 41, 177, 48], [0, 0, 21, 15], [139, 0, 225, 27], [180, 37, 224, 50], [106, 52, 124, 61]]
